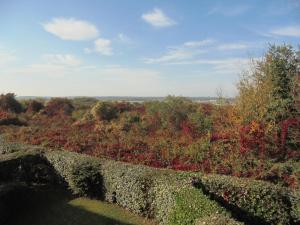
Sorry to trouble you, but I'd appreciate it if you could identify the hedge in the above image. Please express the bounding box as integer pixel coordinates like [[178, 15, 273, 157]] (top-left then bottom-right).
[[1, 146, 298, 225], [195, 214, 245, 225], [199, 174, 300, 225], [168, 187, 227, 225], [45, 150, 226, 225], [0, 149, 57, 184], [44, 151, 102, 197]]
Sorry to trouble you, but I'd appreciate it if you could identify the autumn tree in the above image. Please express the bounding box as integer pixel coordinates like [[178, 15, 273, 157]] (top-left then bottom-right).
[[236, 44, 299, 124], [91, 101, 119, 121]]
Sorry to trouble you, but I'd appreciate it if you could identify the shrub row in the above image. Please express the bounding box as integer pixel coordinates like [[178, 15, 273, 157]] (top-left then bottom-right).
[[0, 150, 225, 225], [0, 149, 56, 184], [43, 150, 227, 225], [199, 174, 300, 225], [1, 147, 298, 225], [195, 214, 245, 225], [44, 151, 102, 197]]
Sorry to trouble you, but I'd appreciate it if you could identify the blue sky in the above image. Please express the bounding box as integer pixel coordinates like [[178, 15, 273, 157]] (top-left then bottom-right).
[[0, 0, 299, 97]]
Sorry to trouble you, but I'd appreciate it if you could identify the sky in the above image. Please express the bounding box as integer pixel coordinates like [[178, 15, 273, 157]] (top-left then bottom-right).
[[0, 0, 299, 97]]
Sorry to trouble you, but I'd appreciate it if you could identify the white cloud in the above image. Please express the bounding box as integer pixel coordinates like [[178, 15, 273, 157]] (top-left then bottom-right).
[[142, 8, 176, 28], [183, 39, 215, 48], [42, 54, 81, 66], [143, 39, 214, 64], [84, 38, 113, 55], [270, 25, 300, 37], [94, 38, 113, 55], [42, 17, 99, 40]]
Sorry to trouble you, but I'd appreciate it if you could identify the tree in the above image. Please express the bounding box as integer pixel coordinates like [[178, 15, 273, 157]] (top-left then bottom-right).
[[44, 98, 74, 116], [236, 44, 299, 124], [26, 100, 44, 113], [0, 93, 23, 113], [91, 101, 118, 121]]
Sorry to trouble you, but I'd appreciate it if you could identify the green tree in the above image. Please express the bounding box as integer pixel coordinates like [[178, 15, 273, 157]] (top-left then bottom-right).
[[0, 93, 23, 113], [236, 44, 299, 124], [91, 101, 118, 121]]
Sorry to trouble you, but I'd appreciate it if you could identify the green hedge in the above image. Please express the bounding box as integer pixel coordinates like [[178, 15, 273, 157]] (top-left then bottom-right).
[[45, 150, 227, 225], [168, 187, 227, 225], [0, 149, 57, 184], [44, 151, 102, 197], [100, 159, 155, 216], [2, 146, 298, 225], [199, 174, 300, 225], [195, 214, 245, 225]]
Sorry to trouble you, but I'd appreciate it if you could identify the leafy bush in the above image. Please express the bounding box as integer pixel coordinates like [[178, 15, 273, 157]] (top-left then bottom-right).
[[0, 116, 26, 126], [44, 98, 74, 116], [199, 174, 299, 224], [0, 135, 30, 154], [195, 214, 244, 225], [25, 100, 44, 113], [0, 93, 23, 113], [91, 101, 119, 121]]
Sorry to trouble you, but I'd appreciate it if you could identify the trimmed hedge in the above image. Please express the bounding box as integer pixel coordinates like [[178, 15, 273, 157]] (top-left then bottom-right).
[[168, 187, 227, 225], [195, 214, 245, 225], [44, 150, 227, 225], [199, 174, 300, 225], [1, 146, 298, 225], [0, 149, 57, 184], [44, 151, 102, 197]]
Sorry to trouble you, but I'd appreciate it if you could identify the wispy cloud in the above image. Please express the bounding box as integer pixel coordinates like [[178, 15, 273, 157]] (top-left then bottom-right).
[[143, 39, 214, 64], [269, 25, 300, 37], [42, 54, 81, 66], [168, 58, 251, 71], [143, 39, 256, 64], [142, 8, 176, 28], [208, 4, 250, 16], [42, 17, 99, 40], [217, 43, 251, 50], [85, 38, 113, 55]]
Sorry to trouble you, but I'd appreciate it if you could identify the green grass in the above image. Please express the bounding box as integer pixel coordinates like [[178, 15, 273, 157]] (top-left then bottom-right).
[[11, 186, 156, 225]]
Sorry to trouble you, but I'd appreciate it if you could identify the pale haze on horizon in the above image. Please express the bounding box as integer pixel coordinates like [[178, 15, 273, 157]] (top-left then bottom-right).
[[0, 0, 299, 97]]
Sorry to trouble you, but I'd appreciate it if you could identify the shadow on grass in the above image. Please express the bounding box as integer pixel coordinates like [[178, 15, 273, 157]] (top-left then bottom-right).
[[8, 186, 141, 225]]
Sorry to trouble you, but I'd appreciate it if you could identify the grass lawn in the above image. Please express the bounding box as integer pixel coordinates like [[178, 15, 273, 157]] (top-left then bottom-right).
[[11, 186, 156, 225]]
